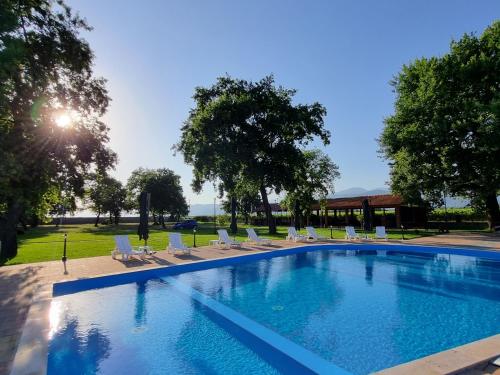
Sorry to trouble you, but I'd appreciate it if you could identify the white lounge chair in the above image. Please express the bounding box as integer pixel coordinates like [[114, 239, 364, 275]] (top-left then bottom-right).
[[345, 226, 360, 240], [111, 235, 146, 261], [286, 227, 308, 242], [246, 228, 272, 245], [375, 226, 388, 240], [305, 226, 328, 241], [167, 232, 191, 255], [217, 229, 242, 249]]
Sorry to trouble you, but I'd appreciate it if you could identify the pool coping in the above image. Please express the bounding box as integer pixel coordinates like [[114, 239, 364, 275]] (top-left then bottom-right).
[[10, 242, 500, 375], [374, 334, 500, 375]]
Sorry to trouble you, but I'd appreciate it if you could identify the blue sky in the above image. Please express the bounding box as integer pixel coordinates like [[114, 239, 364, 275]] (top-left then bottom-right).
[[67, 0, 500, 204]]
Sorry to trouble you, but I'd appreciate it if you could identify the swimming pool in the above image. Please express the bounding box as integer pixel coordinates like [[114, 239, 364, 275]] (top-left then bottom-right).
[[48, 244, 500, 374]]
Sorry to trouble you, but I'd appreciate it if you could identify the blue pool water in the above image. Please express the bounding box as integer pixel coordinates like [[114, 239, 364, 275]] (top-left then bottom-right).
[[48, 245, 500, 374]]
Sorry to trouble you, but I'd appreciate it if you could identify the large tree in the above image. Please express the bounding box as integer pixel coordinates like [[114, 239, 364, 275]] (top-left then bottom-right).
[[176, 75, 330, 234], [380, 21, 500, 229], [126, 168, 188, 227], [281, 149, 339, 226], [221, 181, 261, 225], [87, 175, 128, 226], [0, 0, 116, 257]]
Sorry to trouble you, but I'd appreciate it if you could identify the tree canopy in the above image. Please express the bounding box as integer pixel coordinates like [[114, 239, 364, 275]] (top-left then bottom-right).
[[126, 168, 188, 227], [0, 0, 115, 257], [220, 180, 261, 225], [380, 21, 500, 229], [87, 175, 128, 226], [176, 75, 330, 234], [281, 149, 339, 225]]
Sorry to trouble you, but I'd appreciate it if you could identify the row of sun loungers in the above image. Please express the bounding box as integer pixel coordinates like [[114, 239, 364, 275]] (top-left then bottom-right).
[[111, 228, 274, 260], [112, 226, 389, 260], [286, 226, 328, 242], [345, 226, 388, 241], [288, 226, 388, 242]]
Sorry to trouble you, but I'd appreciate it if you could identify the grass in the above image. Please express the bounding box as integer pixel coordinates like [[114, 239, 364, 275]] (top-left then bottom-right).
[[2, 222, 439, 266]]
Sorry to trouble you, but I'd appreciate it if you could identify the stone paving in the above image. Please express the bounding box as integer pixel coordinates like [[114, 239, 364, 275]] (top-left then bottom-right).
[[1, 233, 499, 375], [406, 231, 500, 251]]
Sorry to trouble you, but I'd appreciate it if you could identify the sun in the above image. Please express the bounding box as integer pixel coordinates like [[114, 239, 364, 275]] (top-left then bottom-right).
[[55, 113, 72, 128]]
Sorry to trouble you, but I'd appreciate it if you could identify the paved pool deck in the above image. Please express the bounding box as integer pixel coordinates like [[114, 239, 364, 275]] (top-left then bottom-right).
[[1, 232, 499, 375]]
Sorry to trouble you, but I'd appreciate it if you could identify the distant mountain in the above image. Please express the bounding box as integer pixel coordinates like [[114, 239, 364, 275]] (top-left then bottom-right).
[[189, 203, 222, 217], [329, 187, 389, 199]]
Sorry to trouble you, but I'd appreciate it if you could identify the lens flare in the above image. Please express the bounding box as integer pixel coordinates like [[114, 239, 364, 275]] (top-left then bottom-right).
[[55, 113, 72, 128]]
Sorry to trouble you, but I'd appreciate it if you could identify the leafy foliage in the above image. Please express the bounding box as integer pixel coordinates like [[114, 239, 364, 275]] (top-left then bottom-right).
[[0, 0, 116, 256], [221, 181, 261, 224], [126, 168, 188, 226], [380, 21, 500, 228], [281, 149, 339, 220], [176, 75, 330, 233], [87, 175, 128, 225]]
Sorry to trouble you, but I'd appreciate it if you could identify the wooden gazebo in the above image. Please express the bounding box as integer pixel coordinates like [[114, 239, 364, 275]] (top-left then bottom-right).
[[311, 194, 427, 228]]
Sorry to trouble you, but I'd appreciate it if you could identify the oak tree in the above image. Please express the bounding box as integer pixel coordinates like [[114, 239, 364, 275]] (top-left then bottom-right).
[[176, 75, 330, 234], [380, 21, 500, 229]]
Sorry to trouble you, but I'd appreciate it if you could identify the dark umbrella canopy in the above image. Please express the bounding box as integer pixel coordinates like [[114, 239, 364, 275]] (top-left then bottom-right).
[[294, 199, 301, 230], [362, 198, 372, 231], [138, 192, 150, 245]]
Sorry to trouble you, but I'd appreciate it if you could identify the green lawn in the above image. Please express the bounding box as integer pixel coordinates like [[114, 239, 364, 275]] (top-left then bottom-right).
[[2, 223, 439, 266]]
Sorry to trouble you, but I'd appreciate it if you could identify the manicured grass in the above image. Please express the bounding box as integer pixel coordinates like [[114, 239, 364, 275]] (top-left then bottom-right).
[[2, 223, 438, 266]]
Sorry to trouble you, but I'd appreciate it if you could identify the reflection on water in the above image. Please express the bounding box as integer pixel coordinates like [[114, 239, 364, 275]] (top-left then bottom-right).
[[134, 281, 147, 328], [175, 248, 500, 375], [48, 280, 279, 375], [48, 316, 111, 375], [48, 248, 500, 375]]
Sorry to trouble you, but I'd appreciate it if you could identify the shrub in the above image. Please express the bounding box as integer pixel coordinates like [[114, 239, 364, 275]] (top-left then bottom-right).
[[216, 215, 229, 227], [429, 208, 486, 222]]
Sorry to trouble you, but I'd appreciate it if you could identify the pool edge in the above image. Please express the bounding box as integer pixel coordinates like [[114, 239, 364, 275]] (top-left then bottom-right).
[[374, 334, 500, 375]]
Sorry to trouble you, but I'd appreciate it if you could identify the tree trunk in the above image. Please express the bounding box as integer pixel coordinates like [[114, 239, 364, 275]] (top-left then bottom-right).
[[19, 217, 27, 232], [485, 193, 500, 230], [259, 185, 276, 234], [0, 200, 23, 259], [159, 214, 166, 229], [230, 196, 238, 234], [29, 214, 39, 228], [95, 211, 100, 227]]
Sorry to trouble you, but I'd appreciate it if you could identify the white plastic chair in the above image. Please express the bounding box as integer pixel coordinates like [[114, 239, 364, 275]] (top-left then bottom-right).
[[246, 228, 272, 245], [375, 226, 388, 240], [217, 229, 242, 249], [168, 232, 191, 255], [305, 226, 327, 241], [345, 226, 360, 240], [111, 235, 146, 261], [286, 227, 308, 242]]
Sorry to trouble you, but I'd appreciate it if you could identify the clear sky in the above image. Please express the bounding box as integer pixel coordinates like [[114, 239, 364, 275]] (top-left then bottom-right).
[[66, 0, 500, 204]]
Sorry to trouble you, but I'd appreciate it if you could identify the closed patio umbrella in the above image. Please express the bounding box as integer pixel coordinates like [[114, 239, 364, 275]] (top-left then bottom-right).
[[294, 199, 301, 230], [362, 198, 372, 232], [138, 192, 150, 245]]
